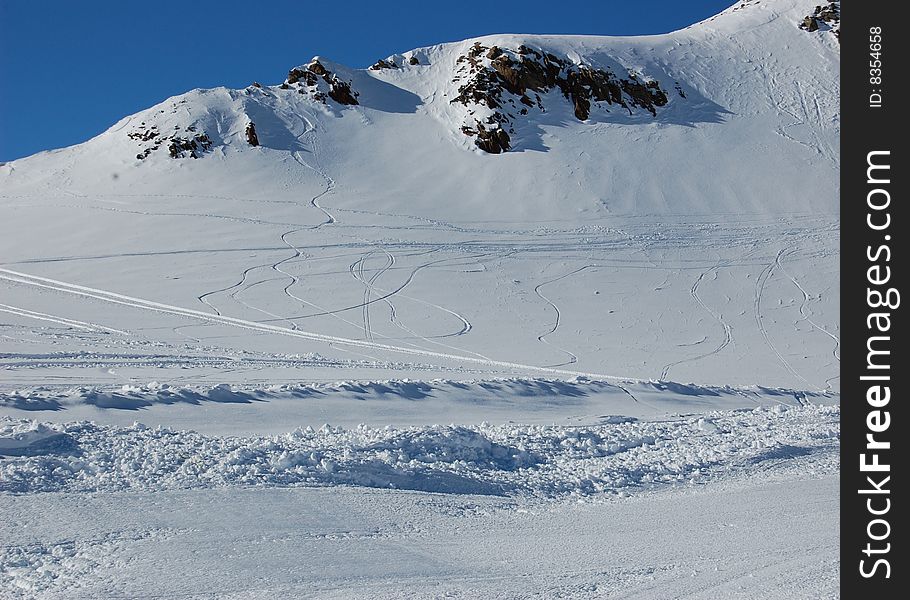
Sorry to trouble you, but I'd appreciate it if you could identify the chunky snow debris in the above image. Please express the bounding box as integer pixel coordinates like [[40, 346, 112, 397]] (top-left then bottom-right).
[[0, 405, 838, 497]]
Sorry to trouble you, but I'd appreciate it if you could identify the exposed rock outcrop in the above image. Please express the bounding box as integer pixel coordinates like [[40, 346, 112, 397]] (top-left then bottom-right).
[[130, 123, 213, 160], [461, 121, 512, 154], [287, 66, 320, 86], [245, 122, 259, 147], [131, 43, 680, 160], [307, 61, 327, 76], [369, 59, 398, 71], [798, 2, 839, 41], [328, 79, 358, 105], [284, 59, 359, 106], [450, 42, 671, 152], [168, 133, 212, 159], [127, 126, 159, 142]]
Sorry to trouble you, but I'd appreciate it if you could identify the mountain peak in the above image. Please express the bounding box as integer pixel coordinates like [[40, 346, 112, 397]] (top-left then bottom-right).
[[3, 0, 838, 210]]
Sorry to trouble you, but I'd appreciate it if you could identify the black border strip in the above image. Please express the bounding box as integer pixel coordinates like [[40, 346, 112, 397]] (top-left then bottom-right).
[[842, 1, 906, 595]]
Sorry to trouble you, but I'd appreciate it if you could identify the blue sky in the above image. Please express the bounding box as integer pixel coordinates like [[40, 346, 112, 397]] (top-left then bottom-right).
[[0, 0, 733, 161]]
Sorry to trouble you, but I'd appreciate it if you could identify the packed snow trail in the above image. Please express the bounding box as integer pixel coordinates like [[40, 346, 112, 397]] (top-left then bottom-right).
[[0, 304, 128, 335], [0, 268, 636, 381]]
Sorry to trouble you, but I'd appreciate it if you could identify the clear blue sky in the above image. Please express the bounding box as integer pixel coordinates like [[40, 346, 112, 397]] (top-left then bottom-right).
[[0, 0, 733, 161]]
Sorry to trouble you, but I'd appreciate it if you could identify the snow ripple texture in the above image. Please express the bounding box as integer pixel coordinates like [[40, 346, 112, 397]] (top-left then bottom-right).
[[0, 405, 839, 498]]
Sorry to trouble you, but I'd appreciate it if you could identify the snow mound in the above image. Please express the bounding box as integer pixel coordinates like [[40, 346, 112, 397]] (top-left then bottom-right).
[[0, 405, 839, 498], [0, 423, 76, 457], [0, 377, 834, 412]]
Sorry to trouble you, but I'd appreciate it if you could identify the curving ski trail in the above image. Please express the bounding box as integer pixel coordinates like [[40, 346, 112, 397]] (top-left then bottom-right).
[[659, 262, 733, 381], [533, 266, 599, 368], [753, 248, 815, 389], [0, 267, 643, 382]]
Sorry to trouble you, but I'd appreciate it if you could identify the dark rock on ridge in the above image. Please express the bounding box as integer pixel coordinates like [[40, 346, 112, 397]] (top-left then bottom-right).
[[798, 2, 839, 41], [285, 60, 359, 106], [245, 123, 259, 147], [450, 42, 671, 152], [130, 124, 212, 161], [369, 59, 398, 70], [167, 133, 212, 159]]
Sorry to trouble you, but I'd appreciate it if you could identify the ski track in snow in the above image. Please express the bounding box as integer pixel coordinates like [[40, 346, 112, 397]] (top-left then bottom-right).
[[753, 248, 815, 390], [0, 304, 128, 336], [196, 110, 337, 333], [347, 248, 494, 360], [373, 277, 488, 356], [350, 250, 395, 342], [775, 248, 840, 362], [533, 266, 598, 368], [0, 268, 635, 381], [724, 28, 838, 169], [270, 251, 488, 349], [209, 115, 483, 360], [659, 260, 733, 382], [198, 262, 261, 318], [290, 126, 481, 356]]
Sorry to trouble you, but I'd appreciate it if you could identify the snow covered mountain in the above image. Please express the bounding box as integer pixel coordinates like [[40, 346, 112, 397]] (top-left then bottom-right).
[[0, 1, 841, 597], [0, 0, 839, 392]]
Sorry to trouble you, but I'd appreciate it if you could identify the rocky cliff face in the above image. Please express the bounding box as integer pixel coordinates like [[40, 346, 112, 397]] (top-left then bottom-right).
[[449, 42, 672, 153], [798, 1, 839, 41], [286, 59, 360, 106], [130, 120, 213, 161]]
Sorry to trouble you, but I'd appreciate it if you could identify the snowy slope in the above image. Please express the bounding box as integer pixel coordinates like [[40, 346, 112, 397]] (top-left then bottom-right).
[[0, 0, 839, 393], [0, 2, 839, 597]]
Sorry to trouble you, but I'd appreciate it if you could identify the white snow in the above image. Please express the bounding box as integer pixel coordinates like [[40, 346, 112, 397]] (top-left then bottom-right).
[[1, 477, 839, 599], [0, 0, 839, 597], [0, 404, 838, 496]]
